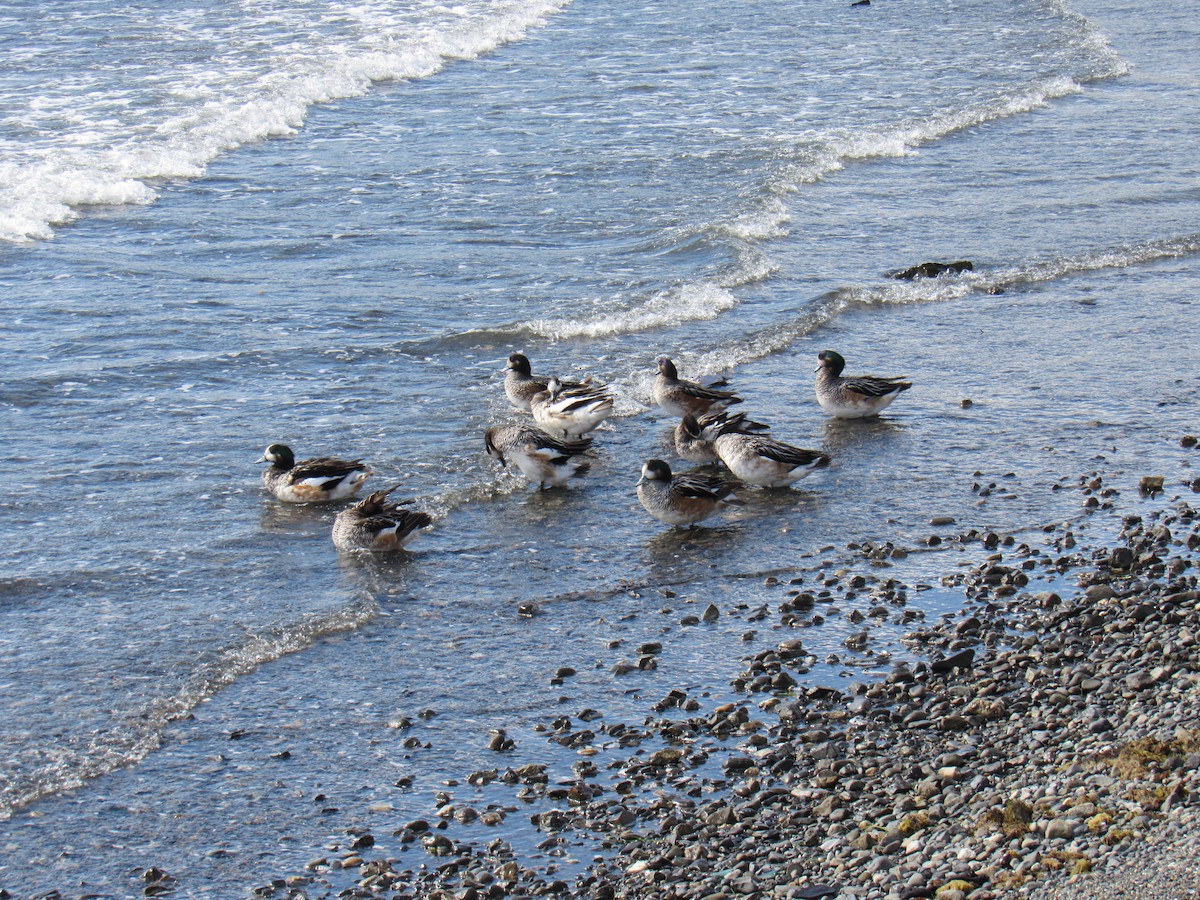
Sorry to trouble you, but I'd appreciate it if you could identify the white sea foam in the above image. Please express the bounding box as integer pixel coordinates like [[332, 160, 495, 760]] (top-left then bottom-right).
[[0, 0, 570, 242], [523, 280, 738, 340], [771, 75, 1091, 195]]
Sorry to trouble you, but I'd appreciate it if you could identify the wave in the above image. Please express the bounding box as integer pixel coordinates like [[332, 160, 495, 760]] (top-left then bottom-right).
[[688, 233, 1200, 378], [0, 0, 571, 243], [424, 65, 1130, 352], [0, 598, 377, 820], [768, 76, 1089, 195]]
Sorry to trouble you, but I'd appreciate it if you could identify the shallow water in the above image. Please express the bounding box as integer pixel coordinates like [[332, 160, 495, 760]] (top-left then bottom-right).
[[1, 0, 1198, 894]]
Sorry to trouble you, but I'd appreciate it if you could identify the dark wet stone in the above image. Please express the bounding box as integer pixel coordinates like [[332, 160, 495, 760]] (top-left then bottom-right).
[[930, 648, 975, 673], [1110, 547, 1135, 568], [891, 260, 973, 280], [1140, 475, 1165, 494], [796, 886, 843, 899]]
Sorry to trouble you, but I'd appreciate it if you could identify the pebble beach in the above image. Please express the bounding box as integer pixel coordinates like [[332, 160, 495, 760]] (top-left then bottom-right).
[[222, 449, 1200, 900], [4, 1, 1199, 895]]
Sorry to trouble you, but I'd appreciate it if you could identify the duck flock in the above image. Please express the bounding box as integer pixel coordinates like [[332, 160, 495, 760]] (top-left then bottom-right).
[[259, 351, 912, 551]]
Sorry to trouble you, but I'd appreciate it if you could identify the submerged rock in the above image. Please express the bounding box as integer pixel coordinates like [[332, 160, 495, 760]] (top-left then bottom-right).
[[891, 260, 974, 280]]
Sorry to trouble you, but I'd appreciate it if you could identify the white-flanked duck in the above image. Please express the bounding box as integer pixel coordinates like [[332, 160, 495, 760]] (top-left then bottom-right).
[[331, 486, 433, 552], [259, 443, 372, 503], [504, 353, 597, 412], [485, 423, 593, 489], [653, 355, 742, 419], [713, 427, 831, 488], [636, 458, 742, 528], [530, 377, 614, 437], [815, 350, 911, 418]]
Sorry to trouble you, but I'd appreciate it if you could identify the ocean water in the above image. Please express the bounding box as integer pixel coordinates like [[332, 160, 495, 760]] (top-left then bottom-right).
[[1, 0, 1198, 894]]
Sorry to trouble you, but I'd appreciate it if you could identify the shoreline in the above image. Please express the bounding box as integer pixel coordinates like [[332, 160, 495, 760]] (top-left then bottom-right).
[[121, 457, 1200, 899]]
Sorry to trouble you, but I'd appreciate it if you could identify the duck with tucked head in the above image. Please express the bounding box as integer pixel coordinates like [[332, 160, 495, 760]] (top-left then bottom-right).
[[674, 410, 769, 463], [504, 353, 597, 412], [815, 350, 911, 419], [712, 426, 831, 488], [331, 486, 433, 552], [530, 377, 614, 438], [485, 423, 593, 489], [653, 356, 742, 419], [636, 458, 742, 528], [259, 443, 372, 503]]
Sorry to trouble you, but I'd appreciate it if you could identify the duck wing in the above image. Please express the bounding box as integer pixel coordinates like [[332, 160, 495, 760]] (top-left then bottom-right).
[[674, 473, 740, 503], [841, 375, 911, 398], [750, 437, 830, 468], [290, 457, 368, 487]]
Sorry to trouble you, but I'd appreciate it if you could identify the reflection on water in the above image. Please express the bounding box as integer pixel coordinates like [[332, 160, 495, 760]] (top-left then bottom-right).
[[641, 522, 746, 584], [819, 415, 907, 455], [256, 498, 341, 536], [335, 548, 424, 599]]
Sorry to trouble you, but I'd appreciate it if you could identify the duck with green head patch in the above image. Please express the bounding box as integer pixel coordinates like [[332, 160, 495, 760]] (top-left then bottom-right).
[[815, 350, 911, 418], [259, 443, 372, 503]]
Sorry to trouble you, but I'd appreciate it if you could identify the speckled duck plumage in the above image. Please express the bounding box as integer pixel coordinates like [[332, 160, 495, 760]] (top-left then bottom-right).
[[331, 486, 433, 552], [653, 356, 743, 419], [259, 443, 372, 503], [485, 423, 593, 489], [636, 458, 742, 528], [815, 350, 911, 419]]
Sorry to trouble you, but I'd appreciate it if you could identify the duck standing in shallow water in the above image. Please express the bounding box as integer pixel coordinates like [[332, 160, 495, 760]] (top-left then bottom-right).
[[636, 458, 742, 528], [653, 356, 743, 419], [485, 423, 593, 489], [674, 410, 769, 464], [331, 486, 433, 552], [530, 378, 614, 438], [259, 444, 372, 503], [815, 350, 911, 418], [503, 353, 597, 412], [712, 428, 831, 488]]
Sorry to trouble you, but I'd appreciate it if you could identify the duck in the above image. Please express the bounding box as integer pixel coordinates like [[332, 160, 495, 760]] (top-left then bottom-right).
[[674, 410, 770, 463], [259, 443, 372, 503], [712, 428, 831, 488], [504, 353, 597, 412], [653, 356, 743, 419], [636, 458, 742, 528], [815, 350, 911, 418], [530, 377, 614, 437], [331, 486, 433, 552], [485, 423, 593, 489]]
